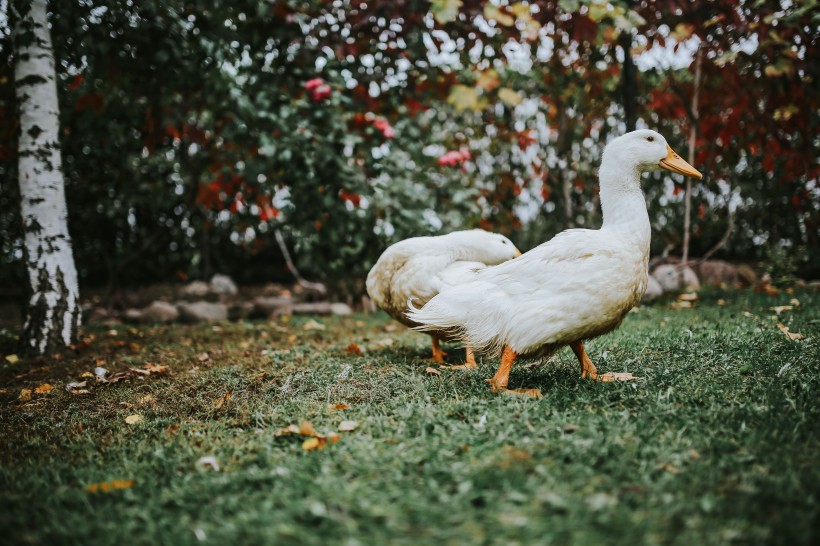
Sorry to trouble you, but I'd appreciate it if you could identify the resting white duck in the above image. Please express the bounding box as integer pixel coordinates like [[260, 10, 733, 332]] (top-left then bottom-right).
[[366, 229, 520, 366], [407, 130, 702, 396]]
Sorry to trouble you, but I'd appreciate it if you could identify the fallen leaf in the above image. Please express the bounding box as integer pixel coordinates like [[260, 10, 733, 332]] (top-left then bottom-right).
[[65, 381, 87, 392], [717, 299, 726, 306], [562, 424, 580, 433], [299, 420, 317, 436], [345, 342, 363, 356], [196, 456, 220, 471], [197, 352, 211, 362], [302, 319, 326, 331], [34, 383, 53, 395], [328, 403, 350, 412], [430, 0, 463, 24], [80, 371, 94, 379], [144, 362, 168, 375], [425, 367, 442, 376], [252, 371, 268, 382], [677, 292, 699, 302], [5, 354, 19, 364], [769, 305, 794, 314], [670, 301, 693, 309], [214, 391, 232, 410], [302, 437, 322, 451], [276, 423, 301, 436], [338, 420, 358, 432], [85, 479, 135, 494], [776, 322, 804, 341], [125, 414, 143, 425], [18, 388, 32, 402]]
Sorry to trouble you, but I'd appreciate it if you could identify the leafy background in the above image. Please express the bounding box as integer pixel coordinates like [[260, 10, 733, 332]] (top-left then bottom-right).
[[0, 0, 817, 298]]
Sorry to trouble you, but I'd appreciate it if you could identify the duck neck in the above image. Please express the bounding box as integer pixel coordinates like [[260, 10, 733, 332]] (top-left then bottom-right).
[[598, 160, 651, 247]]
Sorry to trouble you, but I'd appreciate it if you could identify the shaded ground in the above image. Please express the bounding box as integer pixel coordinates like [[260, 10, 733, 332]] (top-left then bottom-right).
[[1, 289, 818, 545]]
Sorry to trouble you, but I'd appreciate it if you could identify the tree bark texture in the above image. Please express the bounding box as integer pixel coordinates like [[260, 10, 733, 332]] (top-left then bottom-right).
[[13, 0, 81, 355]]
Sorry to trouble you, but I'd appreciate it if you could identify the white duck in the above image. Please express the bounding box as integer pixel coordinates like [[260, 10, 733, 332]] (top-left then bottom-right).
[[367, 229, 521, 366], [407, 130, 702, 396]]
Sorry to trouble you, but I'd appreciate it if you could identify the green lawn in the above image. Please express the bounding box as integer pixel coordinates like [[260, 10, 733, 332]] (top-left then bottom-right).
[[1, 289, 818, 545]]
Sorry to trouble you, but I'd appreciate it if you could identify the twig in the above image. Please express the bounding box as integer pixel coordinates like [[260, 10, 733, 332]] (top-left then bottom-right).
[[681, 47, 702, 266], [274, 229, 327, 295]]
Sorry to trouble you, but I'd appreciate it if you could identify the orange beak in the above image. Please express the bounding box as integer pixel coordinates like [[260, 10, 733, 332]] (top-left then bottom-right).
[[659, 145, 703, 179], [513, 248, 522, 258]]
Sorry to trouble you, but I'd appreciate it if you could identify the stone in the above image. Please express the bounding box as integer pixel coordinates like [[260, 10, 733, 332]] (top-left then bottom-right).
[[697, 260, 738, 287], [736, 264, 759, 287], [209, 274, 238, 296], [641, 275, 664, 303], [177, 301, 228, 323], [292, 302, 333, 315], [142, 301, 180, 323], [651, 264, 681, 293], [252, 296, 294, 318], [329, 303, 354, 316], [123, 309, 144, 324], [680, 266, 701, 291], [228, 301, 254, 321], [180, 281, 210, 298]]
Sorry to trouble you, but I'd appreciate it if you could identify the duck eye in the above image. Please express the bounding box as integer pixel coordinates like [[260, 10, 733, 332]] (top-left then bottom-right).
[[646, 136, 655, 142]]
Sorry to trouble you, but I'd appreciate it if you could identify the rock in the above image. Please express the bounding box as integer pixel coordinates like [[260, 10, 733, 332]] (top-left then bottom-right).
[[736, 264, 759, 287], [180, 281, 210, 298], [651, 264, 681, 293], [696, 260, 738, 287], [642, 275, 664, 303], [228, 301, 254, 321], [142, 301, 180, 323], [123, 308, 144, 324], [330, 302, 353, 316], [209, 274, 238, 296], [651, 264, 699, 293], [177, 301, 228, 323], [252, 296, 294, 318], [84, 306, 113, 324], [292, 302, 333, 315], [680, 266, 701, 291]]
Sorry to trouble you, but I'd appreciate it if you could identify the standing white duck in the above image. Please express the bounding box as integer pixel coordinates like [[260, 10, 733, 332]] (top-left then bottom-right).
[[367, 229, 521, 366], [407, 130, 702, 396]]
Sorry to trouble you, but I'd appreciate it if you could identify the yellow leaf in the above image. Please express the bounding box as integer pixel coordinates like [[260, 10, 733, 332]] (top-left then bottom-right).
[[498, 87, 523, 107], [5, 354, 19, 364], [299, 419, 317, 436], [447, 84, 484, 112], [86, 479, 135, 494], [677, 293, 699, 302], [328, 403, 350, 412], [484, 4, 515, 26], [18, 388, 32, 402], [302, 437, 322, 451], [430, 0, 462, 24], [338, 420, 358, 432], [34, 383, 53, 395], [125, 414, 143, 425]]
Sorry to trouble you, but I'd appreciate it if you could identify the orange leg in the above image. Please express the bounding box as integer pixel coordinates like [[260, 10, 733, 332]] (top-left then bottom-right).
[[430, 337, 447, 364], [570, 341, 638, 382], [440, 345, 478, 370], [485, 346, 541, 398]]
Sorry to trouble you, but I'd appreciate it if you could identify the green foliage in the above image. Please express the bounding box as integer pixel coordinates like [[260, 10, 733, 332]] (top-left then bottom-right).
[[1, 292, 818, 544]]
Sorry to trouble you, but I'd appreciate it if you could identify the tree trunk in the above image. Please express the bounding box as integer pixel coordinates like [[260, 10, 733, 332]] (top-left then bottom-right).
[[13, 0, 80, 355], [681, 48, 702, 266], [619, 31, 637, 132]]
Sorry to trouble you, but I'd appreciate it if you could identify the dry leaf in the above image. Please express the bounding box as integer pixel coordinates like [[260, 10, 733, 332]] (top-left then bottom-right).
[[34, 383, 53, 395], [328, 403, 350, 412], [18, 388, 32, 402], [302, 437, 322, 451], [338, 420, 358, 432], [85, 479, 135, 494], [425, 367, 442, 376], [65, 381, 87, 393], [302, 319, 326, 331], [144, 362, 168, 374], [197, 353, 211, 362], [299, 420, 317, 436], [80, 371, 94, 379], [562, 424, 580, 433], [345, 342, 363, 356], [670, 301, 693, 309], [776, 322, 804, 341], [657, 463, 681, 474], [214, 391, 232, 410], [252, 371, 268, 382], [677, 292, 699, 302], [769, 305, 794, 314], [276, 423, 301, 436], [5, 354, 19, 364], [125, 414, 143, 425]]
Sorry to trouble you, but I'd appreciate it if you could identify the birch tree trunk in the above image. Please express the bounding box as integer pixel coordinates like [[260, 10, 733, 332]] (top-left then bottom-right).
[[13, 0, 81, 355]]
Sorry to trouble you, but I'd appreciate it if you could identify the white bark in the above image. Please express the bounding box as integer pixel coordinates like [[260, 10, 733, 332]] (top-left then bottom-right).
[[13, 0, 80, 354]]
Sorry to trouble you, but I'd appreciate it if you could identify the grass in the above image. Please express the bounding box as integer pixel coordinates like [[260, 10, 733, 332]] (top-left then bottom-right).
[[1, 289, 818, 545]]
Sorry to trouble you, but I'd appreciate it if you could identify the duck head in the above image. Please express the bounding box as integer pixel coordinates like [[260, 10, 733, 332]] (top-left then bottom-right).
[[603, 129, 703, 179], [453, 229, 521, 263]]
